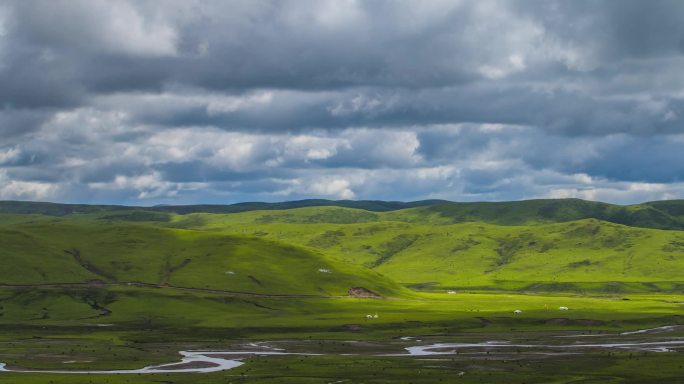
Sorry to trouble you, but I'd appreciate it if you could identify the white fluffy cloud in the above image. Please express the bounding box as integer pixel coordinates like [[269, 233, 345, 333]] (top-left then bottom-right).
[[309, 178, 355, 199], [0, 170, 58, 200]]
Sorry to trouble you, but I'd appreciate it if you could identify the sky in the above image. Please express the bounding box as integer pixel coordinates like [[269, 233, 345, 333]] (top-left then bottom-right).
[[0, 0, 683, 205]]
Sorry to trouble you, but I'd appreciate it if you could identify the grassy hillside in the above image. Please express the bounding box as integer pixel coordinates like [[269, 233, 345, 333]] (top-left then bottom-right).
[[0, 199, 444, 216], [3, 198, 684, 229], [151, 199, 446, 214], [387, 199, 684, 229], [167, 206, 684, 293], [2, 198, 684, 295], [0, 219, 401, 296]]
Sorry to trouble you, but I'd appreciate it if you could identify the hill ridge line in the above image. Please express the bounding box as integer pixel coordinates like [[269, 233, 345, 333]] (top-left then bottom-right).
[[1, 198, 684, 231]]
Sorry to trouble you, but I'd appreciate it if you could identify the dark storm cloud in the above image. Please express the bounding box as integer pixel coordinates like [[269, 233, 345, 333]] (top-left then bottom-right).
[[552, 136, 684, 183], [3, 0, 684, 131], [0, 108, 54, 137], [155, 161, 292, 183], [0, 0, 683, 204], [518, 0, 684, 60], [100, 84, 683, 136]]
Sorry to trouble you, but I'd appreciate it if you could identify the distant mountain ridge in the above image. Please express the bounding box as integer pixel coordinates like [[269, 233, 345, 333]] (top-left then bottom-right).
[[420, 199, 684, 230], [0, 199, 447, 215], [1, 198, 684, 231]]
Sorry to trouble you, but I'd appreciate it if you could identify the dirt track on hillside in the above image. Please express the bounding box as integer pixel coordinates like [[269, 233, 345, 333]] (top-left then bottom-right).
[[0, 281, 372, 299]]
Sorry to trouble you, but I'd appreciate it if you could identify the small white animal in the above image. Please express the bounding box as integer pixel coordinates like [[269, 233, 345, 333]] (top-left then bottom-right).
[[373, 314, 378, 319], [559, 306, 569, 311], [447, 290, 457, 294], [513, 309, 522, 314], [366, 314, 373, 319]]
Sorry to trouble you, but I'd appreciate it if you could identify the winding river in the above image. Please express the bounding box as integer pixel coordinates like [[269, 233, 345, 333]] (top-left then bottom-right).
[[1, 327, 683, 374]]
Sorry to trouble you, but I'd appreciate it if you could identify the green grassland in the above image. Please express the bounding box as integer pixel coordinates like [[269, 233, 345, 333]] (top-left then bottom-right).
[[2, 199, 684, 382], [0, 220, 402, 296], [1, 286, 684, 383], [160, 206, 684, 293]]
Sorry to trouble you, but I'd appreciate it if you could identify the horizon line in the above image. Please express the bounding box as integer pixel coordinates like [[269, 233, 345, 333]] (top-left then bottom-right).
[[1, 196, 681, 208]]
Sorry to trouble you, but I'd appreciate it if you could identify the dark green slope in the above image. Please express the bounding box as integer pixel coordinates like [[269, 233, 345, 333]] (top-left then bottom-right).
[[0, 222, 401, 296], [415, 199, 684, 230], [150, 199, 447, 214], [0, 199, 446, 216], [1, 198, 684, 230], [644, 200, 684, 222], [0, 201, 127, 216]]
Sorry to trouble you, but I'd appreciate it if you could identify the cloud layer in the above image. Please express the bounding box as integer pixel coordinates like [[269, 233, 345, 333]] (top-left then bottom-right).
[[1, 0, 683, 204]]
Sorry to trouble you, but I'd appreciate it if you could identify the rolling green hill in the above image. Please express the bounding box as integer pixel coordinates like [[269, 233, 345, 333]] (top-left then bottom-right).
[[0, 199, 445, 216], [3, 198, 684, 229], [405, 199, 684, 229], [161, 206, 684, 293], [2, 198, 684, 295], [0, 220, 402, 296]]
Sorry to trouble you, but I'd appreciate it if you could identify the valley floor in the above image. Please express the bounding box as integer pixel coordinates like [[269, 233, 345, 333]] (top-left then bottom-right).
[[1, 286, 683, 383]]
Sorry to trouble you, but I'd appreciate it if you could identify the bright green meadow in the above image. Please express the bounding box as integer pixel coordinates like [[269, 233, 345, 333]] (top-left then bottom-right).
[[1, 198, 684, 383]]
